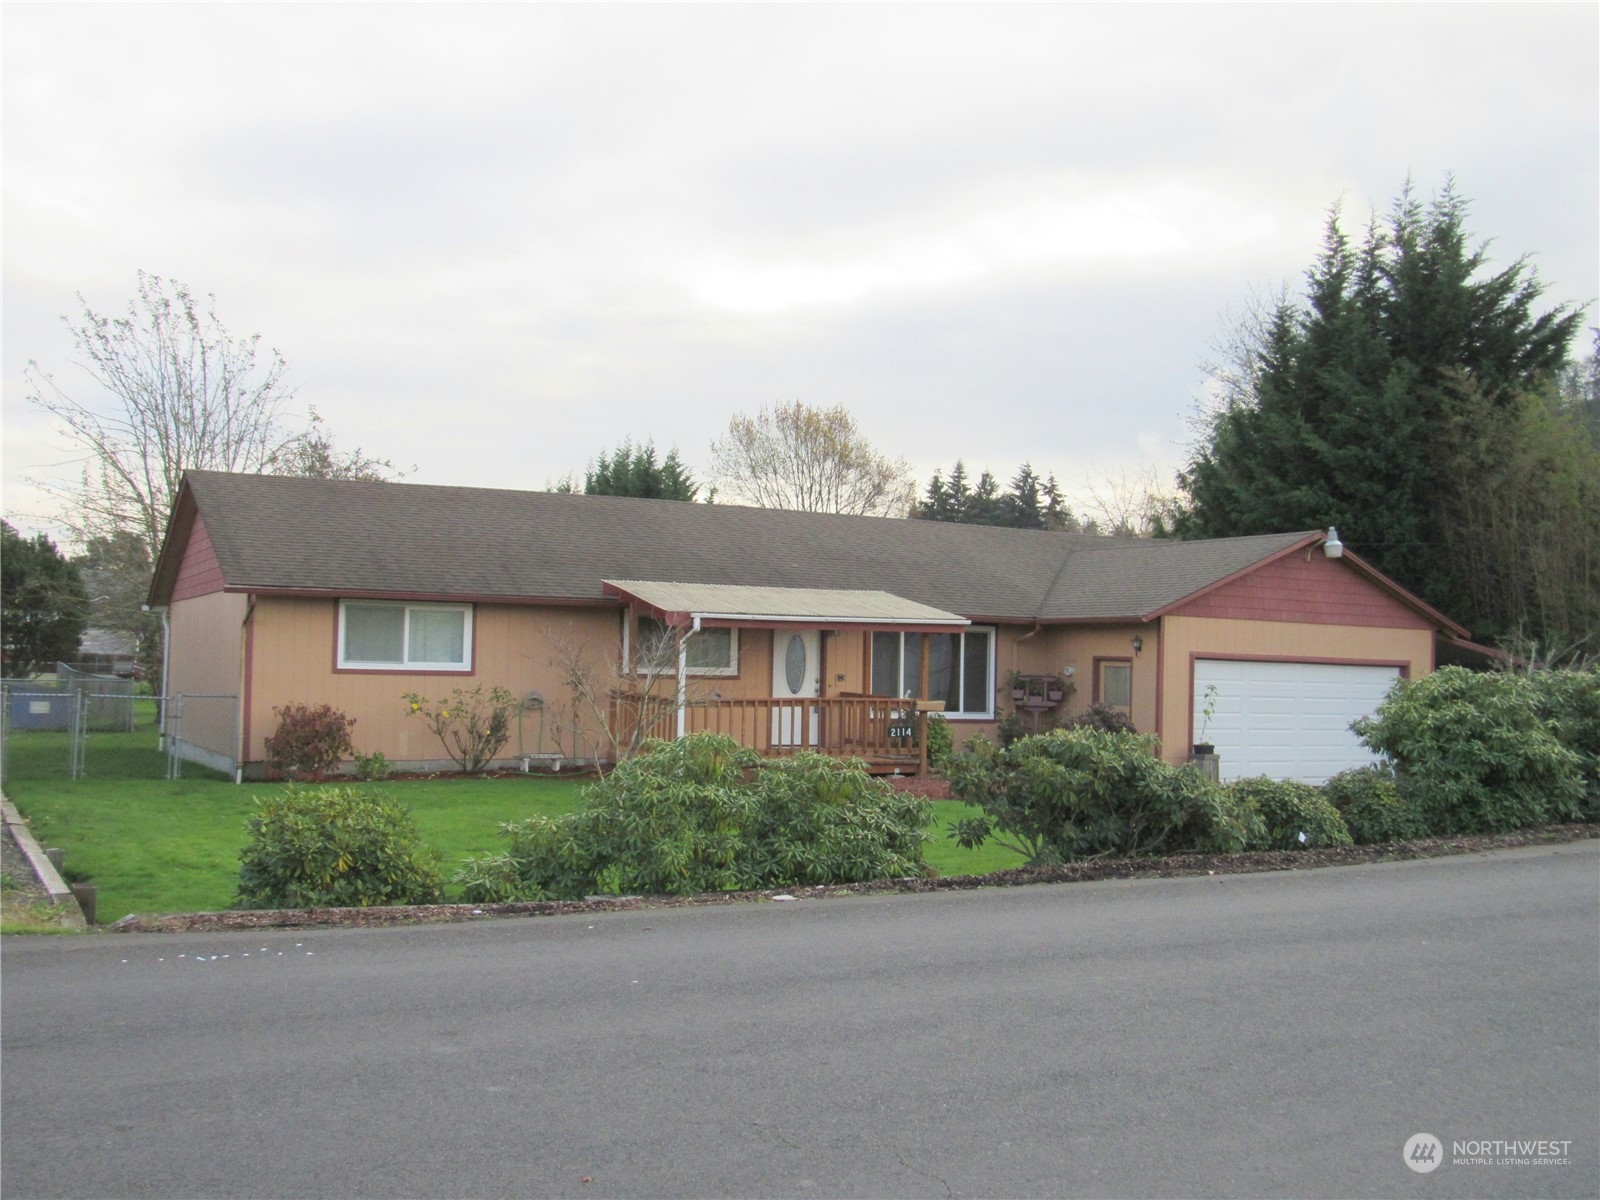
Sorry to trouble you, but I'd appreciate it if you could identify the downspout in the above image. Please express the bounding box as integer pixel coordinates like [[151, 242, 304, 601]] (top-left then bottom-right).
[[237, 596, 256, 786], [1011, 621, 1043, 674], [676, 616, 701, 740]]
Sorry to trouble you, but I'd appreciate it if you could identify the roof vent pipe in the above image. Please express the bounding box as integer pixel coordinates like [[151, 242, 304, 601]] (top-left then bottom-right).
[[1323, 528, 1344, 558]]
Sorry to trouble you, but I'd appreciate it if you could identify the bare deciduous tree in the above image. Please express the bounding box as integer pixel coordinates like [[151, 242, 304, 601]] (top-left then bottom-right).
[[27, 272, 300, 563], [1080, 463, 1181, 538], [1194, 284, 1294, 420], [25, 273, 398, 682], [266, 408, 407, 483], [710, 401, 914, 516], [541, 619, 714, 765]]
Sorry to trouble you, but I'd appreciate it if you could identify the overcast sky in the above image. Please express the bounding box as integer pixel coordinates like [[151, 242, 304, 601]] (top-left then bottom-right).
[[4, 3, 1596, 540]]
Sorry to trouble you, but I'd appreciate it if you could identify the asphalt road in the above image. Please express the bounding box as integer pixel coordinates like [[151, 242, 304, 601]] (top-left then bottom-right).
[[3, 843, 1597, 1200]]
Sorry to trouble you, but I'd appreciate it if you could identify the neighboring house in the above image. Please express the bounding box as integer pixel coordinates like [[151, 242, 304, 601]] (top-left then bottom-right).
[[148, 471, 1470, 783], [74, 628, 142, 678]]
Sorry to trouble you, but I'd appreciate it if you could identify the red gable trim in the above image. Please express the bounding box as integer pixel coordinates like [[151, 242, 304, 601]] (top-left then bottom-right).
[[147, 480, 199, 606], [1333, 550, 1469, 637], [1145, 536, 1468, 638], [170, 512, 226, 602], [1141, 533, 1321, 620]]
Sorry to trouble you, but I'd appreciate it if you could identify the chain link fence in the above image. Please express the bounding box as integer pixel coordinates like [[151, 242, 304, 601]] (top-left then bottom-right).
[[0, 682, 239, 783]]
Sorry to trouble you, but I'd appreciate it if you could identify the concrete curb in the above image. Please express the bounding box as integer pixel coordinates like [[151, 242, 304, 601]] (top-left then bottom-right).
[[2, 795, 87, 926]]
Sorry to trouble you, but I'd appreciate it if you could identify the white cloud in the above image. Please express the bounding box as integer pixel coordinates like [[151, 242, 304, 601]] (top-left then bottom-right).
[[3, 3, 1595, 538]]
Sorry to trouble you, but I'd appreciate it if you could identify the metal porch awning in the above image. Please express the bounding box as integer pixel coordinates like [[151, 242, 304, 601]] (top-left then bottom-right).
[[601, 580, 970, 632]]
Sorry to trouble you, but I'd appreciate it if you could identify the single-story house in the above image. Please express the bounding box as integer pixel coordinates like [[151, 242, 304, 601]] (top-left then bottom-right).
[[148, 470, 1470, 783]]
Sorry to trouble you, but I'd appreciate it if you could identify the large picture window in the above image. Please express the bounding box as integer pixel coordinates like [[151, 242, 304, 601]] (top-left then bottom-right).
[[869, 628, 994, 717], [339, 602, 471, 670], [635, 615, 739, 677]]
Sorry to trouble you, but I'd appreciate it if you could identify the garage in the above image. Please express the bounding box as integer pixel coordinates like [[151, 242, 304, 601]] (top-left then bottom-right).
[[1192, 659, 1401, 784]]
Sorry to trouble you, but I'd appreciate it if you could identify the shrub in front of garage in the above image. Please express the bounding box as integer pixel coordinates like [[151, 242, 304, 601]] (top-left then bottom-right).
[[1353, 667, 1586, 834], [1527, 665, 1600, 820], [1321, 766, 1429, 844], [1226, 776, 1352, 850], [946, 728, 1262, 865]]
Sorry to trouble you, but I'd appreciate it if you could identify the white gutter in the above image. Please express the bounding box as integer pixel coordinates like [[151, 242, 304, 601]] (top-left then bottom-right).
[[688, 611, 968, 627]]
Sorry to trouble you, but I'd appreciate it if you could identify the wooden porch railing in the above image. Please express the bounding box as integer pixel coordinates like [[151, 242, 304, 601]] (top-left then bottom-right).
[[614, 693, 932, 773]]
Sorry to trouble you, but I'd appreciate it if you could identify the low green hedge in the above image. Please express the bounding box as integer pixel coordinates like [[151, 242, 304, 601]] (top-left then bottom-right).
[[455, 734, 935, 902]]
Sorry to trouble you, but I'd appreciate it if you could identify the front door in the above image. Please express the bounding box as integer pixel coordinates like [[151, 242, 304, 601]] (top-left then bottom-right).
[[771, 630, 821, 747]]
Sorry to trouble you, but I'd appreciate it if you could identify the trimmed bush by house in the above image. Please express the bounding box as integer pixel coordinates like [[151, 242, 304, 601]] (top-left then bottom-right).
[[1353, 667, 1585, 834], [946, 728, 1261, 865], [1227, 776, 1352, 850], [454, 733, 934, 902], [264, 704, 356, 779], [924, 713, 954, 772], [402, 685, 518, 774], [1322, 766, 1427, 845], [236, 785, 443, 909], [1062, 703, 1138, 734]]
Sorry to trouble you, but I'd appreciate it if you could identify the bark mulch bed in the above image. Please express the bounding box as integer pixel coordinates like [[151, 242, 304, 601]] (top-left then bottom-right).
[[108, 823, 1597, 934]]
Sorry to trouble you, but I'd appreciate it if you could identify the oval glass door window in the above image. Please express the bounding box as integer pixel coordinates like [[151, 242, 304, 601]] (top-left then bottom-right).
[[784, 634, 807, 694]]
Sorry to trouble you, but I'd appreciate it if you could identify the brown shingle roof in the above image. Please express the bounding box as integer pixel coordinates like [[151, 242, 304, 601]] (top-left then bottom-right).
[[154, 470, 1324, 623]]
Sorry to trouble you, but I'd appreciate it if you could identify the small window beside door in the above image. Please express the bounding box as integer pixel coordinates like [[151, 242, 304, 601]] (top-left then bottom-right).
[[635, 615, 739, 676], [1098, 660, 1132, 711]]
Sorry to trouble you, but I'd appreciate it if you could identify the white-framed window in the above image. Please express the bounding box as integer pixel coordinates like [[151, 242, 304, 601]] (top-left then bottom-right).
[[635, 615, 739, 677], [870, 627, 994, 718], [338, 601, 472, 671]]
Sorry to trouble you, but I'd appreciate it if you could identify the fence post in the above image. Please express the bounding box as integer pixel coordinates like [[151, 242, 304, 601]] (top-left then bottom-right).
[[167, 695, 183, 780], [69, 688, 86, 780]]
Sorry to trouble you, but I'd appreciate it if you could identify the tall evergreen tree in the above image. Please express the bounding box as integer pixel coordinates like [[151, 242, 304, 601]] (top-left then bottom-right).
[[1174, 180, 1585, 639], [1003, 464, 1044, 529], [945, 461, 972, 517], [916, 460, 1082, 531], [582, 439, 699, 501], [1, 522, 88, 677]]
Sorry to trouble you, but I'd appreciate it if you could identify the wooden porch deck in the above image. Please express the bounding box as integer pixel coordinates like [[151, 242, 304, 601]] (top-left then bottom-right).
[[622, 694, 931, 774]]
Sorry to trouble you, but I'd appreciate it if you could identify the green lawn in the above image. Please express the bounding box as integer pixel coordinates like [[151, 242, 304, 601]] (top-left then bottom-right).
[[4, 759, 1023, 921], [925, 800, 1026, 878]]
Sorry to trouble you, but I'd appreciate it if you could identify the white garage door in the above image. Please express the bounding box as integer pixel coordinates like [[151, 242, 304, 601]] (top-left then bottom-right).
[[1193, 659, 1400, 784]]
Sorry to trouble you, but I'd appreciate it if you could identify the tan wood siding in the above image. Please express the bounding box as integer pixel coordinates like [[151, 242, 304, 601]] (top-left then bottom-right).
[[1040, 625, 1155, 732], [824, 630, 867, 696], [244, 600, 625, 767], [1157, 614, 1432, 764], [167, 591, 249, 762]]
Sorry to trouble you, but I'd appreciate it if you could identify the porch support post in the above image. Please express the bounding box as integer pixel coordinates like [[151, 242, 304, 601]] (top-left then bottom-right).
[[675, 638, 688, 740], [675, 616, 700, 740], [918, 704, 929, 776]]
